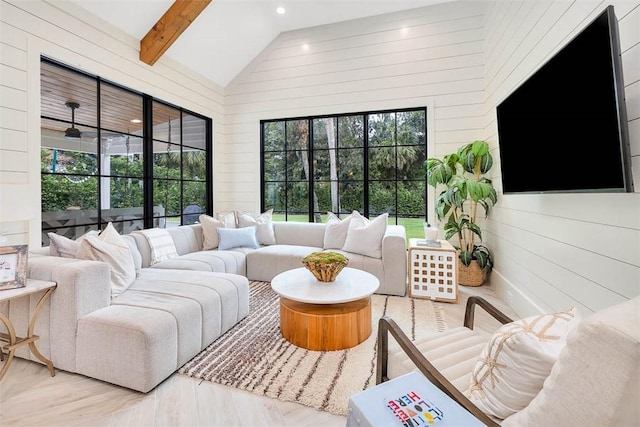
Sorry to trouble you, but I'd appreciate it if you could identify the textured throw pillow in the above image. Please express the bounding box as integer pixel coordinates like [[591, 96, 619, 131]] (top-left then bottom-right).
[[217, 226, 260, 250], [342, 211, 388, 258], [48, 230, 98, 258], [76, 222, 137, 298], [323, 211, 355, 249], [199, 214, 224, 250], [237, 209, 276, 246], [216, 211, 237, 228], [466, 307, 580, 419]]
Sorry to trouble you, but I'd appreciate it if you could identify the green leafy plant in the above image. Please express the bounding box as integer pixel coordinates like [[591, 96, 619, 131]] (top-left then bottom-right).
[[426, 140, 497, 269]]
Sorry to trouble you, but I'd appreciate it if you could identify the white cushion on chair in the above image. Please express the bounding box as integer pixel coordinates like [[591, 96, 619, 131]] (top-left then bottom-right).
[[502, 297, 640, 426], [466, 307, 579, 420]]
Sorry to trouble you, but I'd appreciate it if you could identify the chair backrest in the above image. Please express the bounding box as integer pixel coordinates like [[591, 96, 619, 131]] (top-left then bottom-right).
[[502, 296, 640, 426]]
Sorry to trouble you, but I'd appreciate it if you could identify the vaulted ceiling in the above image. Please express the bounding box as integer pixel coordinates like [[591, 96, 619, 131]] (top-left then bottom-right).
[[70, 0, 454, 87]]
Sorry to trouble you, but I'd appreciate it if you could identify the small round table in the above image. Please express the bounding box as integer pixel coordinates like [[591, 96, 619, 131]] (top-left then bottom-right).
[[271, 267, 379, 351]]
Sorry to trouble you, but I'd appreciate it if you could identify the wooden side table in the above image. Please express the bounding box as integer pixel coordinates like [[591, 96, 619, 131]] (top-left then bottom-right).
[[408, 238, 458, 302], [0, 279, 57, 381]]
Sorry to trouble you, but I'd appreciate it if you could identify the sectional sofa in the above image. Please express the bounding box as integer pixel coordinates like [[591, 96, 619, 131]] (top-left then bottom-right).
[[8, 219, 407, 393]]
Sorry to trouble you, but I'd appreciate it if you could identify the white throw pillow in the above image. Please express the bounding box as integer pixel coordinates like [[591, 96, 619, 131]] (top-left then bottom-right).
[[48, 230, 98, 258], [216, 211, 237, 228], [323, 211, 355, 249], [199, 214, 224, 250], [237, 209, 276, 246], [341, 211, 388, 258], [76, 222, 137, 298], [466, 307, 580, 419], [217, 226, 260, 250]]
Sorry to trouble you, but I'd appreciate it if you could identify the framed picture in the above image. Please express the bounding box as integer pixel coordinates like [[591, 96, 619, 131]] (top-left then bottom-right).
[[0, 245, 28, 290]]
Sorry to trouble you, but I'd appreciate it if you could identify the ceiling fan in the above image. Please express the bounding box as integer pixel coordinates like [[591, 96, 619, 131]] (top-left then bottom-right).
[[64, 101, 81, 139], [63, 101, 128, 144]]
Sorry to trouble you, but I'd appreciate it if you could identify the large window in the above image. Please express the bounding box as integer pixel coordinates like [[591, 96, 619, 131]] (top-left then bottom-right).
[[40, 58, 212, 244], [261, 109, 426, 237]]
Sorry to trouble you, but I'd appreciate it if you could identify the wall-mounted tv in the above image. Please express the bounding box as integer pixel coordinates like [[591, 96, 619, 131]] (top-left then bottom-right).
[[497, 5, 634, 194]]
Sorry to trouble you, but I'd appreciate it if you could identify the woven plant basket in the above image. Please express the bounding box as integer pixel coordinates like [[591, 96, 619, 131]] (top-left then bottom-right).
[[458, 260, 486, 287], [302, 252, 349, 282]]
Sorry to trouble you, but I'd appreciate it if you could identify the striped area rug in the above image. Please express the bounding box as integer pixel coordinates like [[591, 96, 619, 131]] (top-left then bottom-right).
[[178, 281, 446, 416]]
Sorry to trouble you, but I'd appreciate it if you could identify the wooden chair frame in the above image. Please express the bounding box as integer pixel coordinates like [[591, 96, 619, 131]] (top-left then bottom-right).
[[376, 296, 514, 427]]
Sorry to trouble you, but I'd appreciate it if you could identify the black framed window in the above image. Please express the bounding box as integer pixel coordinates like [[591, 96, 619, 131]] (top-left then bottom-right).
[[40, 58, 212, 244], [261, 108, 427, 237]]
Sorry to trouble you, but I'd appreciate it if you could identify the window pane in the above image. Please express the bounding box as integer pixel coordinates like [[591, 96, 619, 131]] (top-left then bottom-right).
[[182, 181, 207, 223], [369, 181, 396, 215], [313, 149, 330, 180], [263, 121, 285, 151], [183, 114, 206, 150], [182, 149, 206, 181], [106, 136, 144, 178], [312, 117, 336, 150], [403, 144, 427, 180], [397, 111, 425, 146], [100, 84, 143, 135], [286, 150, 308, 181], [313, 181, 332, 213], [338, 116, 364, 148], [153, 102, 181, 144], [153, 142, 181, 179], [368, 113, 395, 147], [41, 147, 97, 177], [286, 120, 308, 150], [41, 61, 98, 127], [397, 180, 426, 217], [338, 148, 363, 180], [264, 182, 285, 211], [369, 146, 396, 180], [264, 151, 285, 181], [339, 181, 363, 213], [107, 177, 144, 212], [153, 179, 181, 217], [287, 182, 308, 215], [41, 174, 98, 213]]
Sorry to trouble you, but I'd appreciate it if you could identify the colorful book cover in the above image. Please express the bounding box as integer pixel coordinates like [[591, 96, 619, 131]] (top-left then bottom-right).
[[385, 390, 444, 426]]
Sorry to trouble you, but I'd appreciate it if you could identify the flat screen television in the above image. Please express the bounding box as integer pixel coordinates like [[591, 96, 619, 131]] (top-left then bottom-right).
[[496, 5, 634, 194]]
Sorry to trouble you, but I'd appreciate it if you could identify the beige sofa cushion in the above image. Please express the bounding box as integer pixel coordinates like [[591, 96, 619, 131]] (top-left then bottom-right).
[[323, 211, 354, 249], [342, 211, 388, 258], [237, 209, 276, 245], [77, 223, 136, 298]]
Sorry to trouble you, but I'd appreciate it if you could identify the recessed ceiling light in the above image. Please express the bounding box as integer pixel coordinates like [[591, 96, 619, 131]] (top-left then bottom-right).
[[130, 119, 142, 124], [276, 6, 285, 15]]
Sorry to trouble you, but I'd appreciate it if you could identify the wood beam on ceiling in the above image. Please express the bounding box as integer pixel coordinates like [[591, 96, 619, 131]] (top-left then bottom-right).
[[139, 0, 212, 66]]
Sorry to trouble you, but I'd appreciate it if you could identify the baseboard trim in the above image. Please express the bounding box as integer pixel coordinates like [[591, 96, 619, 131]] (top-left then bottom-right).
[[489, 269, 545, 318]]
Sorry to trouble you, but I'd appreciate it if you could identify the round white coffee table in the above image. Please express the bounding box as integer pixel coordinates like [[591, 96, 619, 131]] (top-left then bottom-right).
[[271, 267, 380, 351]]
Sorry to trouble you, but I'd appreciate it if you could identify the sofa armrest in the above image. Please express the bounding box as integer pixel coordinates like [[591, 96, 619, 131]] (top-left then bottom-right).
[[380, 225, 407, 296], [27, 254, 111, 371]]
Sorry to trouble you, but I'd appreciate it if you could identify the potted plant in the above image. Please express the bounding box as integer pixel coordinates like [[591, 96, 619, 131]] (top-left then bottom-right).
[[425, 140, 498, 286]]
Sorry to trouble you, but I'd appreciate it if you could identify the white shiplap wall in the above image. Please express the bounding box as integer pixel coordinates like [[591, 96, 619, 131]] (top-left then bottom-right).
[[223, 0, 640, 316], [221, 1, 486, 213], [0, 0, 224, 247], [480, 1, 640, 316]]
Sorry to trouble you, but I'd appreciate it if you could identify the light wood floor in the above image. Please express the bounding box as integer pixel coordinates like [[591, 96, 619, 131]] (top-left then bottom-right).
[[0, 285, 516, 427]]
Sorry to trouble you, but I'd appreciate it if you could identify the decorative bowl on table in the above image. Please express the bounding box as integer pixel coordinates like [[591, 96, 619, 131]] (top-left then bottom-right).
[[302, 251, 349, 282]]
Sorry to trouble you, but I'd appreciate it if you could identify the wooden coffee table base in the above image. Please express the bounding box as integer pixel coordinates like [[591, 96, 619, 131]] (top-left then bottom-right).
[[279, 296, 372, 351]]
